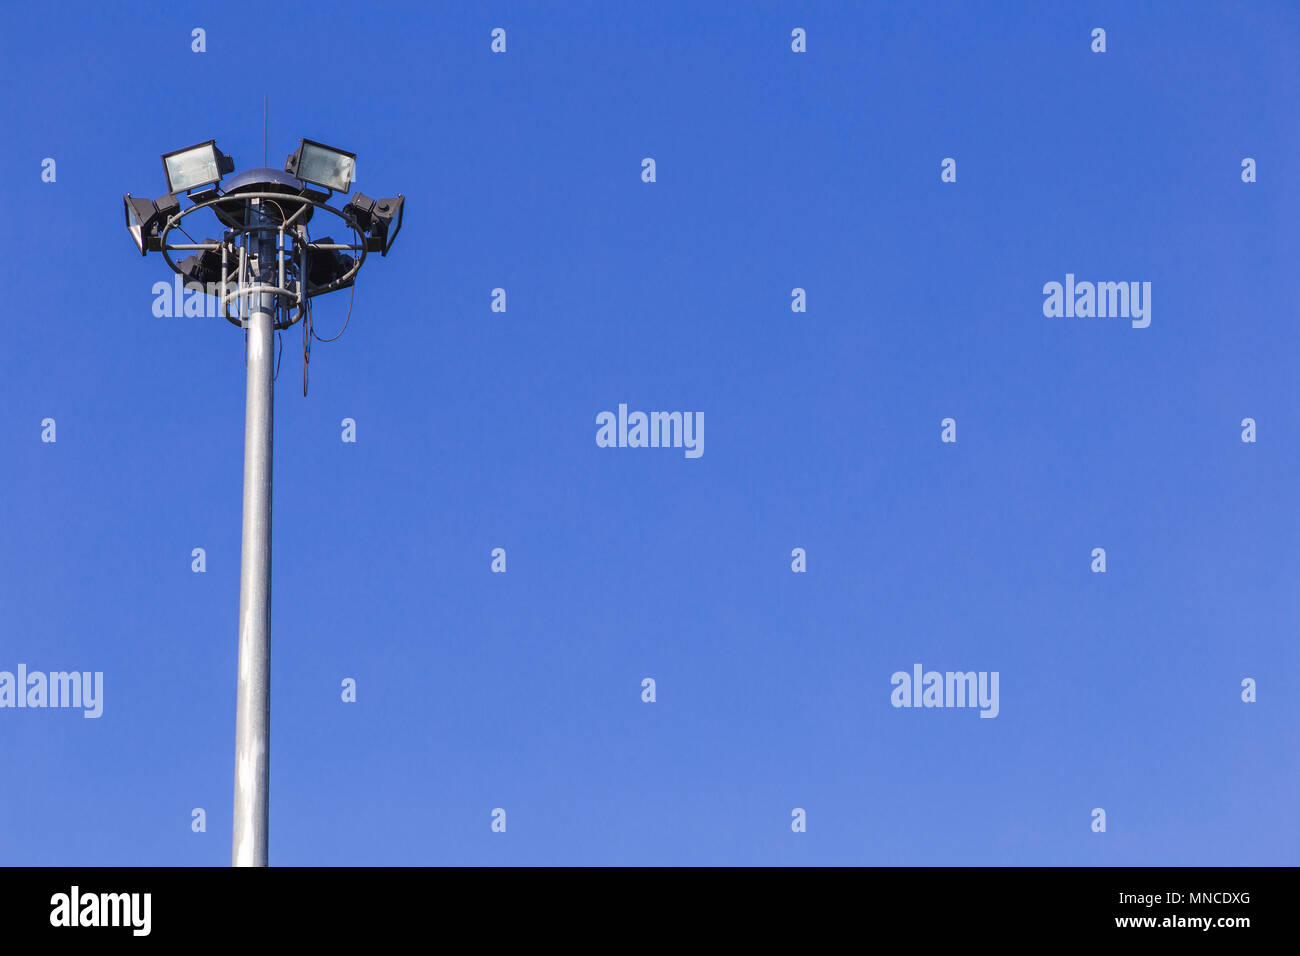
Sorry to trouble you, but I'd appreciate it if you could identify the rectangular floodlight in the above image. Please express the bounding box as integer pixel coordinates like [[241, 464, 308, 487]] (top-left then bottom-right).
[[347, 193, 404, 256], [162, 140, 224, 194], [123, 192, 179, 256], [372, 195, 403, 256], [124, 194, 154, 256], [287, 139, 356, 193]]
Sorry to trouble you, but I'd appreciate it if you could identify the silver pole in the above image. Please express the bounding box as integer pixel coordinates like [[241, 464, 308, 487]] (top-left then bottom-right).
[[232, 202, 275, 867]]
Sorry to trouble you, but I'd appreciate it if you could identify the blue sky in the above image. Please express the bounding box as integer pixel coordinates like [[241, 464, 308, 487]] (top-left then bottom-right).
[[1, 0, 1297, 865]]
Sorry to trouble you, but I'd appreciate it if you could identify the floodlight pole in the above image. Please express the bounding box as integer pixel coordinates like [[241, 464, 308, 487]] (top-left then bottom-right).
[[136, 154, 399, 865], [232, 200, 276, 867]]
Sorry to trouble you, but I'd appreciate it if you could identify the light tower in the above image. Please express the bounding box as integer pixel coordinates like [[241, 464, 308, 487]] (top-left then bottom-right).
[[123, 137, 405, 866]]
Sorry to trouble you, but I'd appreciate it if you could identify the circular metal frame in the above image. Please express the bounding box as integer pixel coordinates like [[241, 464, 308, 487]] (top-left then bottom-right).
[[157, 190, 368, 330]]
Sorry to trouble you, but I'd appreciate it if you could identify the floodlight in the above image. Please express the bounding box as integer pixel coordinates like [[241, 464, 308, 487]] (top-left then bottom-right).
[[306, 237, 356, 290], [285, 138, 356, 193], [345, 194, 404, 256], [372, 196, 404, 256], [176, 240, 223, 285], [124, 195, 155, 256], [123, 192, 180, 255], [162, 140, 234, 194]]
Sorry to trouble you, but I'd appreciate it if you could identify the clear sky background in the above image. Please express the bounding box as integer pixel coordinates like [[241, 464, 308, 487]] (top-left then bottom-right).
[[1, 1, 1297, 865]]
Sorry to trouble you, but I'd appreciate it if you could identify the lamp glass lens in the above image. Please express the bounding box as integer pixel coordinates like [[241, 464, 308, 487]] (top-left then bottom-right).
[[125, 197, 146, 252], [297, 142, 355, 192], [165, 145, 220, 192]]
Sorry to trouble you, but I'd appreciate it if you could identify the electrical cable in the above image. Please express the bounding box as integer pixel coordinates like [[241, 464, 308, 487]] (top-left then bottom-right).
[[302, 290, 312, 397], [312, 281, 354, 343], [272, 328, 283, 382]]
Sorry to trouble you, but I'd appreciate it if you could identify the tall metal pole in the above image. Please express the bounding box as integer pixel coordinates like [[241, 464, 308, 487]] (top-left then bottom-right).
[[232, 201, 275, 867]]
